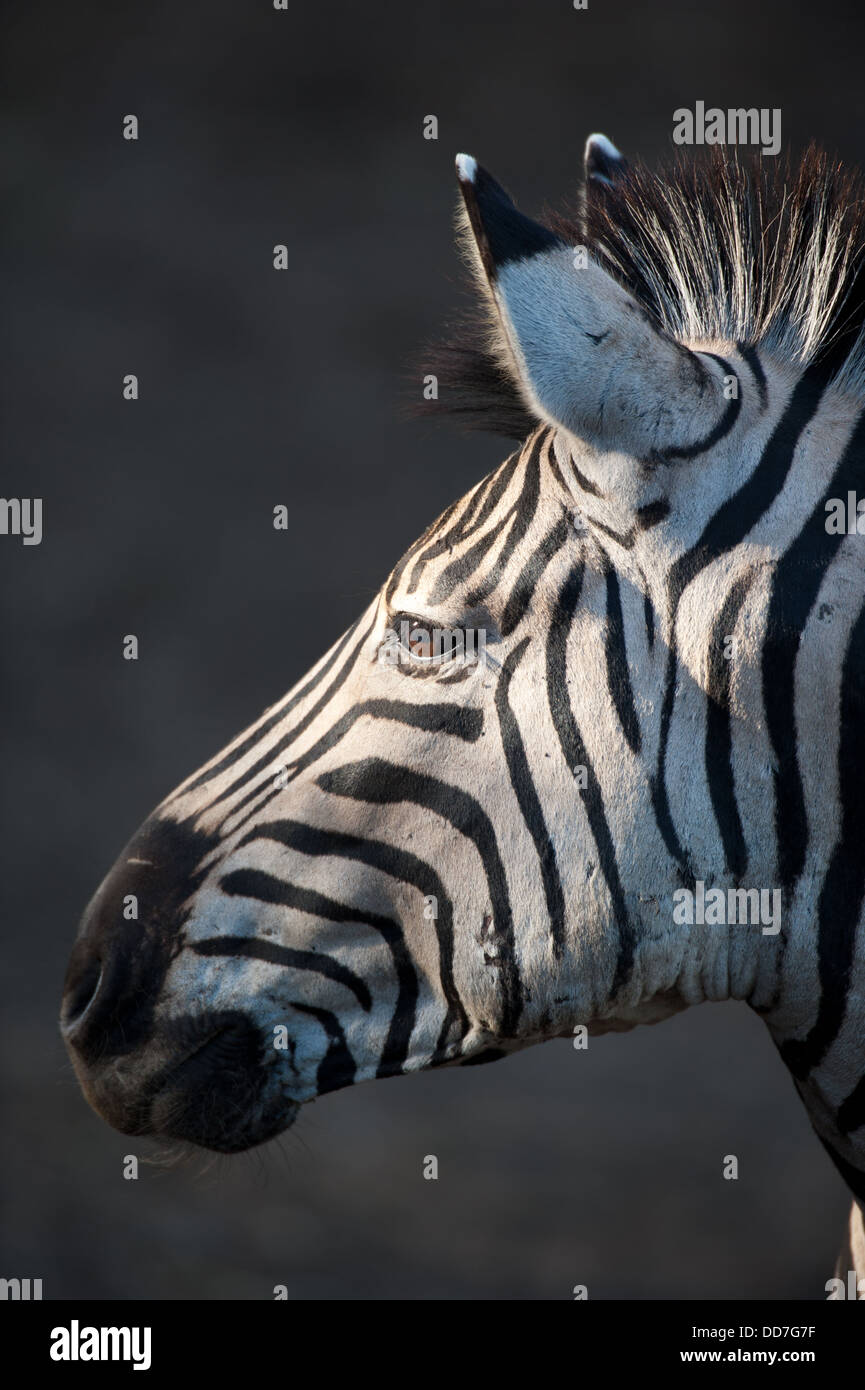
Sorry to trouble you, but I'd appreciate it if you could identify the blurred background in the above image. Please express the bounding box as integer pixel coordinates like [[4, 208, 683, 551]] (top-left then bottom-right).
[[2, 0, 863, 1300]]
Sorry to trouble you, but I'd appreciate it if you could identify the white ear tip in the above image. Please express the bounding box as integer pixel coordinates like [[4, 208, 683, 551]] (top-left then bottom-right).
[[585, 133, 622, 160], [455, 153, 477, 183]]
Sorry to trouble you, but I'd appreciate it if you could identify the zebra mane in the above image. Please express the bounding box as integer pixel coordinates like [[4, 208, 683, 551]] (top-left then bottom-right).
[[420, 145, 865, 438]]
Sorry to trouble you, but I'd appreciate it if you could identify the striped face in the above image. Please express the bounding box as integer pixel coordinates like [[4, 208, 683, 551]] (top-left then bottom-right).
[[61, 144, 865, 1215]]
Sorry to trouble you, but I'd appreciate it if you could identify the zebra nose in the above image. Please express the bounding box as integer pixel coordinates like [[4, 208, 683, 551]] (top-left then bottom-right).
[[60, 872, 161, 1065], [61, 814, 219, 1066], [60, 929, 138, 1064], [61, 950, 103, 1032]]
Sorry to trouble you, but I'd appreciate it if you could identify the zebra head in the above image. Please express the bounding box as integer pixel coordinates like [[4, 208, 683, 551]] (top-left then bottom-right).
[[62, 132, 865, 1276]]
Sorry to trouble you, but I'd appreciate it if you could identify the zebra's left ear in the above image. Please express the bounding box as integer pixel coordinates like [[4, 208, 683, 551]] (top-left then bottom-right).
[[455, 154, 729, 460]]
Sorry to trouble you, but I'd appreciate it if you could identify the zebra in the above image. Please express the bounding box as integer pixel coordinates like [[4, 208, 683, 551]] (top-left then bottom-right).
[[61, 134, 865, 1298]]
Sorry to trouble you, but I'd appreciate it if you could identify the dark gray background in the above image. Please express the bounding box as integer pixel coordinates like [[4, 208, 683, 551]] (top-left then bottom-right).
[[3, 0, 863, 1299]]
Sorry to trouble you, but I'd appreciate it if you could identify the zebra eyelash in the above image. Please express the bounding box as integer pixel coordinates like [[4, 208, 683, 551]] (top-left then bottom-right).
[[378, 611, 480, 676]]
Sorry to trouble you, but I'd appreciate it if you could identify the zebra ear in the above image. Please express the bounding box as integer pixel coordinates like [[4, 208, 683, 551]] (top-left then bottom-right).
[[584, 133, 628, 188], [581, 134, 628, 243], [455, 154, 729, 460]]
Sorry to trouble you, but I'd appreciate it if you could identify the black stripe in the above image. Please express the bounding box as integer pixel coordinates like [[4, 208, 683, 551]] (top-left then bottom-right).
[[404, 448, 522, 596], [460, 470, 498, 530], [653, 364, 829, 880], [838, 1072, 865, 1137], [457, 447, 523, 534], [782, 593, 865, 1079], [636, 498, 670, 530], [222, 698, 483, 828], [569, 458, 604, 498], [582, 515, 635, 550], [546, 560, 635, 997], [192, 931, 372, 1010], [429, 429, 545, 607], [581, 501, 669, 551], [544, 440, 572, 497], [424, 502, 519, 606], [738, 343, 768, 410], [385, 491, 472, 608], [764, 407, 865, 894], [658, 353, 741, 462], [385, 535, 427, 610], [437, 665, 473, 685], [495, 638, 567, 957], [215, 867, 418, 1075], [643, 589, 655, 650], [500, 515, 570, 637], [240, 819, 470, 1057], [203, 613, 377, 818], [283, 699, 482, 777], [668, 365, 828, 608], [314, 759, 524, 1037], [603, 556, 642, 755], [705, 571, 756, 880], [288, 1002, 356, 1094], [464, 429, 546, 606]]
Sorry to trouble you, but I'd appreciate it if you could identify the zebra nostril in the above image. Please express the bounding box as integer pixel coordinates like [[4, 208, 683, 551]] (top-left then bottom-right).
[[61, 955, 103, 1032]]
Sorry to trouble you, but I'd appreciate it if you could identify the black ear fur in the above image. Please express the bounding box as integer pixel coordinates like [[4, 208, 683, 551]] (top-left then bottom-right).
[[411, 309, 539, 441]]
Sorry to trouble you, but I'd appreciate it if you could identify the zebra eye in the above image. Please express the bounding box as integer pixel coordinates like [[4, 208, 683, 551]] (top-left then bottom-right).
[[404, 622, 432, 659], [404, 615, 460, 662], [380, 612, 468, 670]]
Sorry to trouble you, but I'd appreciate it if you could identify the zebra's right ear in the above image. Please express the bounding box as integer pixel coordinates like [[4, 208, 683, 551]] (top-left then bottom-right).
[[454, 153, 731, 460], [582, 134, 628, 240]]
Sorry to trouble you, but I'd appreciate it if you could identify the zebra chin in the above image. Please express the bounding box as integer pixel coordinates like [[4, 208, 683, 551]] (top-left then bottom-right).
[[69, 1014, 302, 1155], [147, 1083, 301, 1156], [148, 1015, 302, 1154], [63, 975, 302, 1154]]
